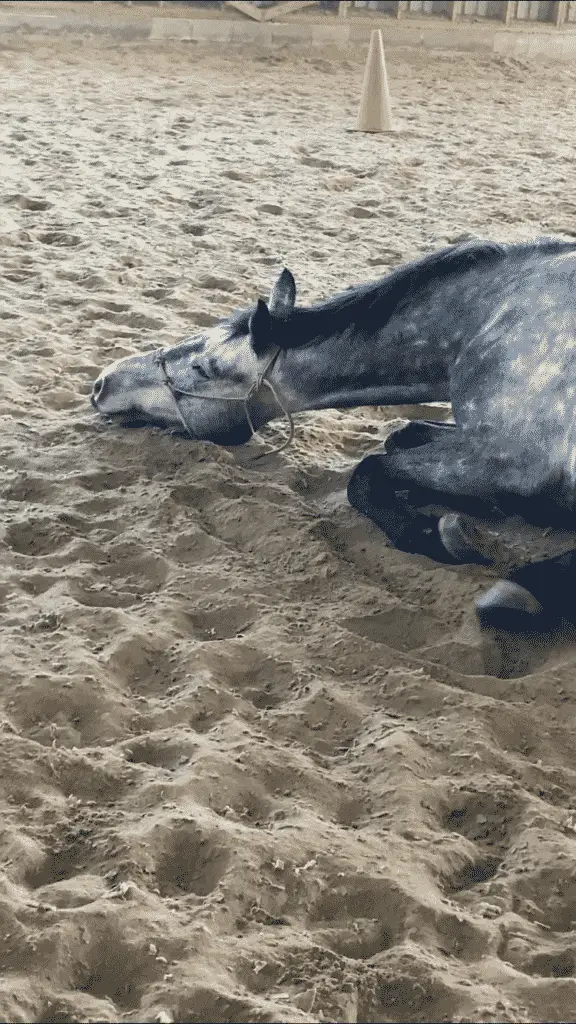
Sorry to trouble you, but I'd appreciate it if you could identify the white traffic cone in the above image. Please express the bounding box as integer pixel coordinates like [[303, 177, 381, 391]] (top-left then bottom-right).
[[355, 28, 394, 133]]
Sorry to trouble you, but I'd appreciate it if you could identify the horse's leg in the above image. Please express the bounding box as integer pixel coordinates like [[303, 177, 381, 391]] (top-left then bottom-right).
[[476, 549, 576, 634], [348, 435, 503, 565], [384, 419, 457, 454], [383, 423, 486, 560]]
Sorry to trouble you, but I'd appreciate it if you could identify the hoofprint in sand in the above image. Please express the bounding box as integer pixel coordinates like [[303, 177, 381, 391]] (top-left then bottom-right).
[[2, 29, 576, 1024]]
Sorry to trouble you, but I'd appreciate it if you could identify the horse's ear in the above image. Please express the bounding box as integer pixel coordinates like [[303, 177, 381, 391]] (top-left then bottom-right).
[[249, 298, 273, 357], [268, 268, 296, 317]]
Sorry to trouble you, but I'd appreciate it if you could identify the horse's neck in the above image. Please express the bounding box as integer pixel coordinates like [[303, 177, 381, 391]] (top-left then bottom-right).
[[276, 314, 454, 413]]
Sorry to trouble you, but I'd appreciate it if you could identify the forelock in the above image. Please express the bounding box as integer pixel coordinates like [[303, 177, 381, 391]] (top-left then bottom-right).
[[226, 305, 256, 340]]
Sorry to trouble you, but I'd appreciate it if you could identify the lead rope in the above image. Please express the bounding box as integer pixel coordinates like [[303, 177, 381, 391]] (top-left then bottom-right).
[[156, 347, 295, 459], [245, 375, 295, 460]]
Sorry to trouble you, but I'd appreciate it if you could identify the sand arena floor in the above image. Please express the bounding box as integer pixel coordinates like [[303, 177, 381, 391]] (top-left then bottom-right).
[[2, 23, 576, 1024]]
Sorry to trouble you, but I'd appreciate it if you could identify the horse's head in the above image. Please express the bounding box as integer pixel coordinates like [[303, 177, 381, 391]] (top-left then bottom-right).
[[91, 269, 297, 446]]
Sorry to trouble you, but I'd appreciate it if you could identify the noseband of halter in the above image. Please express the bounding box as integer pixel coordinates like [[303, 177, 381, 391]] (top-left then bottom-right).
[[154, 346, 295, 458]]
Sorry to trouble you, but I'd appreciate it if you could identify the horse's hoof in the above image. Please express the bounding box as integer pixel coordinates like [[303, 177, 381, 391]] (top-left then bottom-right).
[[475, 580, 544, 633], [438, 513, 493, 566]]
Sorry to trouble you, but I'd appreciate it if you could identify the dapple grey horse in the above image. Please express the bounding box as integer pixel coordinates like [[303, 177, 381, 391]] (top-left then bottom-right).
[[92, 238, 576, 640]]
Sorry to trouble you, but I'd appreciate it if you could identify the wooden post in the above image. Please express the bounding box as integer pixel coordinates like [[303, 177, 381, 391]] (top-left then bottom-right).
[[554, 1, 569, 27], [502, 0, 515, 25], [396, 1, 410, 16], [225, 1, 264, 20], [260, 1, 319, 18], [338, 1, 352, 16], [448, 1, 464, 20]]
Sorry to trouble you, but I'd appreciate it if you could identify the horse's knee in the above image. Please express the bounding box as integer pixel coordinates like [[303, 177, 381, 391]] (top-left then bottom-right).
[[347, 454, 412, 543], [347, 454, 388, 514], [348, 455, 453, 558]]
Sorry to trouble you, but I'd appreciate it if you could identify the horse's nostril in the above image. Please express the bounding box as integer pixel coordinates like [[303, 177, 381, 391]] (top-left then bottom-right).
[[91, 376, 105, 408]]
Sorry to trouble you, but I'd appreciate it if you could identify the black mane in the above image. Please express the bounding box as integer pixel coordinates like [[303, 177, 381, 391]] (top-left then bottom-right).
[[225, 237, 576, 351]]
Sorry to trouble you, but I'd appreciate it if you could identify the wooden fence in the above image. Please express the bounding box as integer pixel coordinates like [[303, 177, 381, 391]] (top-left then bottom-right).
[[117, 1, 576, 25]]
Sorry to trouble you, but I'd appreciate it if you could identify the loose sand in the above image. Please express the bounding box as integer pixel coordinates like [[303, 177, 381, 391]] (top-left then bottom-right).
[[2, 23, 576, 1024]]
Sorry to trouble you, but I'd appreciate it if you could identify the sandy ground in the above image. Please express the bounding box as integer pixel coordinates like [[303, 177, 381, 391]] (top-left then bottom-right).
[[2, 22, 576, 1024]]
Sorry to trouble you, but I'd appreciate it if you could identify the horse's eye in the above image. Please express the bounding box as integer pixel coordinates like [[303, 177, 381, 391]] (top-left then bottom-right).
[[193, 364, 210, 380]]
